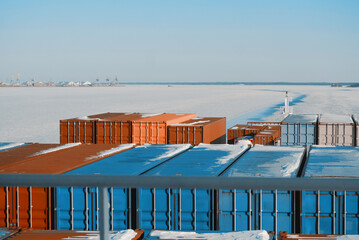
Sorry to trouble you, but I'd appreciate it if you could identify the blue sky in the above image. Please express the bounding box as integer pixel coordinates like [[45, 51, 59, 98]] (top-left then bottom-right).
[[0, 0, 358, 83]]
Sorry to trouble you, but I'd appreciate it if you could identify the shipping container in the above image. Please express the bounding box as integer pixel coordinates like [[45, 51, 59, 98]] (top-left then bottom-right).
[[318, 114, 354, 146], [167, 117, 226, 145], [253, 126, 281, 145], [278, 231, 339, 240], [5, 229, 144, 239], [61, 112, 196, 145], [220, 145, 306, 239], [0, 143, 133, 230], [353, 114, 359, 146], [227, 125, 248, 144], [0, 143, 26, 152], [301, 146, 359, 235], [138, 143, 250, 233], [280, 114, 318, 146], [56, 144, 191, 231]]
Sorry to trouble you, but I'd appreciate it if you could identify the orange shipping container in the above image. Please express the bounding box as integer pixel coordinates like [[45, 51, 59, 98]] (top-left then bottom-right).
[[227, 125, 247, 143], [168, 117, 226, 145], [0, 143, 134, 230], [253, 129, 281, 145]]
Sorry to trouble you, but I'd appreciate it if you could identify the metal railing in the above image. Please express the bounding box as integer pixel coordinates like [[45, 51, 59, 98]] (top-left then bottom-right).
[[1, 174, 359, 240]]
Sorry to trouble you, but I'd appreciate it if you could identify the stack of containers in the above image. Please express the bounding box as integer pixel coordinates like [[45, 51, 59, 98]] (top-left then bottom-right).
[[280, 114, 318, 146], [353, 114, 359, 146], [60, 113, 196, 145], [253, 125, 281, 145], [0, 143, 26, 152], [301, 146, 359, 235], [167, 117, 226, 145], [0, 143, 134, 230], [318, 114, 355, 146], [227, 125, 248, 144], [220, 145, 306, 238], [55, 144, 192, 231], [137, 143, 250, 233]]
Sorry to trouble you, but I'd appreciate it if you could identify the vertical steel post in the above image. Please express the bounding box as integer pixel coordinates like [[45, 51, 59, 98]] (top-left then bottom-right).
[[100, 186, 109, 240]]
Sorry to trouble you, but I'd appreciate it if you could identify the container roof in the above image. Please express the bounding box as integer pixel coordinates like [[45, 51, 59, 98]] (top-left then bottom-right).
[[0, 142, 26, 152], [304, 146, 359, 178], [281, 114, 318, 124], [319, 114, 353, 124], [0, 143, 134, 174], [143, 143, 250, 176], [64, 144, 191, 175], [0, 143, 61, 169], [133, 113, 196, 125], [222, 145, 305, 178], [229, 124, 247, 130], [169, 117, 225, 127]]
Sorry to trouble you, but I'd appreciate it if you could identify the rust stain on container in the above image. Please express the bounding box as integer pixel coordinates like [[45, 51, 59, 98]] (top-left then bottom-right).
[[168, 117, 226, 145], [0, 143, 133, 230]]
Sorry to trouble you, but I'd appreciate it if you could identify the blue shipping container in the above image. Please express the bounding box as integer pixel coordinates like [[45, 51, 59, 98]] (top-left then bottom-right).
[[302, 146, 359, 235], [220, 145, 305, 238], [138, 143, 250, 233], [55, 144, 191, 231], [280, 114, 318, 146]]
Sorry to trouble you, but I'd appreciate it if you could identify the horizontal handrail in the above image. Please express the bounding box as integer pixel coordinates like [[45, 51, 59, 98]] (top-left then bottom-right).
[[1, 174, 359, 191]]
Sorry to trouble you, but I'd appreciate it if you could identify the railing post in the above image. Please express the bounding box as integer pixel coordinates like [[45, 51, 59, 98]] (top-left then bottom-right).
[[100, 187, 109, 240]]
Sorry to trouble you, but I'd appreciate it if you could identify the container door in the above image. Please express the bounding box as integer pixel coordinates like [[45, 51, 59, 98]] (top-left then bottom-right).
[[255, 190, 293, 239], [113, 122, 131, 144], [138, 188, 175, 233], [340, 191, 359, 234], [109, 187, 129, 230], [301, 190, 337, 234], [218, 189, 253, 231], [175, 189, 212, 231], [299, 124, 316, 145]]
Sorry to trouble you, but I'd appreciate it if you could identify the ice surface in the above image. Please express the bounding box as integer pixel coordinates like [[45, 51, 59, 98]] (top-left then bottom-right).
[[145, 230, 270, 240], [338, 236, 359, 240], [1, 85, 359, 143], [32, 142, 81, 156], [305, 146, 359, 177], [85, 144, 135, 161], [222, 145, 305, 177], [0, 142, 25, 151]]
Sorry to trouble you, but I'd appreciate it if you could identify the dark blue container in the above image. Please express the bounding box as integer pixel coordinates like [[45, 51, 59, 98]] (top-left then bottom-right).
[[138, 144, 250, 233], [280, 114, 317, 146], [55, 144, 191, 231], [302, 146, 359, 234], [0, 142, 26, 152], [220, 145, 305, 238]]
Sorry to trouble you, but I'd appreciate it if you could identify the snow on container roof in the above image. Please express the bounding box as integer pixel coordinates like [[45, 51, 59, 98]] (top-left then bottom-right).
[[304, 146, 359, 178], [281, 114, 318, 124], [169, 117, 224, 127], [0, 143, 61, 169], [319, 114, 354, 124], [145, 230, 270, 240], [222, 145, 305, 178], [0, 142, 26, 152], [0, 144, 134, 174], [143, 143, 250, 176], [65, 144, 191, 175]]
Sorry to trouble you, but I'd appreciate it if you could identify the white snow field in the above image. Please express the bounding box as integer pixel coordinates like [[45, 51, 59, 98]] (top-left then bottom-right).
[[0, 85, 359, 143]]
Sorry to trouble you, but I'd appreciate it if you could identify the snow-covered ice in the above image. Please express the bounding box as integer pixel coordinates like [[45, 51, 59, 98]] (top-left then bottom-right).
[[0, 85, 359, 143], [145, 230, 270, 240]]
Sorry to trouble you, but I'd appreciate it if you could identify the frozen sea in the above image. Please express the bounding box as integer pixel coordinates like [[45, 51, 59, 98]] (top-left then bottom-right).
[[1, 85, 359, 143]]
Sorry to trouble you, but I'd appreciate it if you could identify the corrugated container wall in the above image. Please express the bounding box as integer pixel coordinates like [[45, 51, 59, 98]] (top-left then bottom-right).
[[318, 114, 354, 146], [253, 125, 281, 145], [0, 143, 133, 230], [280, 114, 318, 146], [56, 144, 191, 231], [353, 114, 359, 146], [138, 143, 250, 233], [168, 117, 226, 145], [301, 146, 359, 235], [220, 145, 305, 239], [60, 112, 196, 145], [227, 125, 248, 144]]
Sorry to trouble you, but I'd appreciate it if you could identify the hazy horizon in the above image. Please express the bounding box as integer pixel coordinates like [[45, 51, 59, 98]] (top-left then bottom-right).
[[1, 0, 358, 83]]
